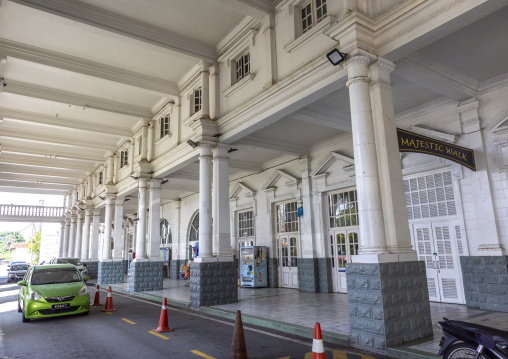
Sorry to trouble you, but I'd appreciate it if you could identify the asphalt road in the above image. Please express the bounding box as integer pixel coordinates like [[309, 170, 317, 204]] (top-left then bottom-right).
[[0, 265, 381, 359]]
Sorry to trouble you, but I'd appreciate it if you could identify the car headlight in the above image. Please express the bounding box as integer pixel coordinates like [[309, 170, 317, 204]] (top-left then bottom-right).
[[78, 285, 88, 296], [30, 290, 43, 301]]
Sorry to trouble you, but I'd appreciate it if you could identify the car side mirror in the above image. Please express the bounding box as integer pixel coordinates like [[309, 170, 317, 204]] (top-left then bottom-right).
[[83, 276, 90, 281], [83, 263, 87, 267], [17, 280, 26, 286]]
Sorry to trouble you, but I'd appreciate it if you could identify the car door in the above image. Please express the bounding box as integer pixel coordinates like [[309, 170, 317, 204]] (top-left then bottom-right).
[[19, 267, 33, 307]]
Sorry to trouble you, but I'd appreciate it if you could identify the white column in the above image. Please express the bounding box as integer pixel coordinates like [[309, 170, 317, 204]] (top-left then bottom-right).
[[141, 120, 149, 161], [78, 180, 85, 205], [134, 178, 149, 261], [261, 14, 277, 88], [196, 144, 213, 261], [200, 61, 210, 118], [113, 197, 125, 261], [123, 222, 129, 261], [68, 211, 77, 258], [345, 53, 388, 261], [106, 152, 114, 185], [58, 221, 65, 257], [86, 173, 93, 200], [102, 195, 114, 261], [148, 120, 155, 162], [91, 174, 97, 198], [74, 210, 84, 258], [213, 145, 233, 260], [210, 64, 219, 120], [369, 59, 416, 260], [132, 214, 138, 259], [299, 156, 316, 258], [90, 210, 101, 261], [81, 207, 92, 260], [62, 215, 71, 257], [148, 179, 162, 261]]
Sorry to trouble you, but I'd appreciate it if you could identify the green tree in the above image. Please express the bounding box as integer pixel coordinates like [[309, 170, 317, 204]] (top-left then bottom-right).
[[29, 230, 42, 265], [0, 231, 26, 261]]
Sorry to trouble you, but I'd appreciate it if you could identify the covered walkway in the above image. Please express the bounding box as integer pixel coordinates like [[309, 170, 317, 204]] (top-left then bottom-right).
[[105, 277, 508, 359]]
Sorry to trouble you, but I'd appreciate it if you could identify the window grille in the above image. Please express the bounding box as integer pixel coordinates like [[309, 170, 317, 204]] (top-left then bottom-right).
[[160, 116, 170, 138], [238, 210, 254, 238], [235, 53, 250, 83], [276, 202, 298, 233], [120, 150, 129, 168], [194, 88, 202, 113], [98, 172, 103, 185], [404, 171, 456, 220], [328, 190, 359, 228], [301, 0, 327, 34]]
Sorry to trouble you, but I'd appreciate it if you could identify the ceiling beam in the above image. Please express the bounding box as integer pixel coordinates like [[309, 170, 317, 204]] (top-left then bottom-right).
[[0, 179, 74, 191], [3, 80, 153, 118], [0, 172, 80, 185], [289, 109, 352, 132], [0, 153, 93, 171], [0, 186, 69, 196], [2, 145, 103, 163], [0, 38, 180, 97], [229, 160, 263, 172], [209, 0, 273, 20], [235, 137, 308, 157], [0, 128, 115, 151], [0, 163, 86, 179], [9, 0, 217, 61], [0, 106, 132, 137]]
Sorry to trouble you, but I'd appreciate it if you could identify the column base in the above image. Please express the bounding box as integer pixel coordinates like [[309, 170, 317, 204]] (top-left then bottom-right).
[[298, 258, 319, 293], [123, 259, 129, 274], [346, 261, 433, 353], [129, 261, 163, 293], [97, 261, 125, 285], [461, 256, 508, 312], [84, 261, 98, 279], [189, 261, 238, 309], [170, 259, 184, 280], [267, 258, 278, 288], [318, 258, 333, 293]]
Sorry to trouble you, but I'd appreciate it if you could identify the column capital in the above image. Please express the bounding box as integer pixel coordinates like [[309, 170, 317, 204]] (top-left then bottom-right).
[[150, 178, 163, 189], [138, 176, 150, 188], [344, 51, 377, 69], [199, 60, 213, 72], [115, 197, 125, 205], [105, 194, 115, 205], [213, 144, 230, 159], [368, 58, 395, 87]]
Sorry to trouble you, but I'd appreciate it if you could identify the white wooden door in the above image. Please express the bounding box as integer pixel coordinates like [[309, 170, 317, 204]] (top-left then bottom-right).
[[413, 222, 464, 304], [330, 230, 358, 293], [278, 235, 299, 288]]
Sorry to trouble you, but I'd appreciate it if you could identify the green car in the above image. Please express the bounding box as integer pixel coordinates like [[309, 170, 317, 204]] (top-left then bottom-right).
[[17, 264, 90, 322]]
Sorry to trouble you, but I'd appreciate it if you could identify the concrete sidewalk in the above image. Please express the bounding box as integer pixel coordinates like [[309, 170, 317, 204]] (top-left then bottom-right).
[[102, 277, 508, 359]]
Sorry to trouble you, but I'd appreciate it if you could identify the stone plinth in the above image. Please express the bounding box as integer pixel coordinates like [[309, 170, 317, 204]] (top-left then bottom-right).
[[189, 261, 237, 309], [318, 258, 333, 293], [97, 261, 124, 285], [267, 258, 278, 288], [84, 261, 98, 279], [298, 258, 319, 293], [129, 261, 163, 293], [346, 261, 433, 353]]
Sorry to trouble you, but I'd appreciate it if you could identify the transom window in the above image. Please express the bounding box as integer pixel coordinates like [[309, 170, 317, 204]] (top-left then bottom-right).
[[160, 116, 170, 138], [120, 149, 129, 168], [235, 53, 250, 83], [404, 171, 456, 220], [329, 190, 359, 228], [238, 210, 254, 238], [194, 88, 202, 114], [301, 0, 327, 34], [189, 212, 199, 242], [276, 202, 299, 233]]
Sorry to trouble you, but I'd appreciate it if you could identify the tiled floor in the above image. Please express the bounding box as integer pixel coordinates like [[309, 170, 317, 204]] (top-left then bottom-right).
[[109, 277, 508, 356]]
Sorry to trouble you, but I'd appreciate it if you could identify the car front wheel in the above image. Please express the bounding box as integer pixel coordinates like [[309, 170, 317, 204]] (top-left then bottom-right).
[[17, 299, 22, 313], [21, 302, 30, 323]]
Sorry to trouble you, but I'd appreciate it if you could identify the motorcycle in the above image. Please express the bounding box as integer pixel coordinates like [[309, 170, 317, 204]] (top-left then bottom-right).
[[437, 317, 508, 359]]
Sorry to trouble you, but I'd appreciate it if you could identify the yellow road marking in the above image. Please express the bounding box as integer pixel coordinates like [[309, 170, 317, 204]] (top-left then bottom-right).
[[304, 353, 312, 359], [190, 350, 216, 359], [105, 312, 113, 315], [361, 355, 376, 359], [333, 349, 349, 358], [277, 357, 290, 359], [121, 318, 135, 324], [148, 331, 169, 340]]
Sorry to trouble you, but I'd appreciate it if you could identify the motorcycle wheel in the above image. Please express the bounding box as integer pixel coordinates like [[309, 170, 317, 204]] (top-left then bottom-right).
[[443, 342, 491, 359]]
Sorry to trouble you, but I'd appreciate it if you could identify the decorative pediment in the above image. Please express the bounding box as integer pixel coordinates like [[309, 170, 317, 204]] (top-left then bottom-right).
[[310, 152, 355, 178], [488, 108, 508, 135], [230, 182, 256, 200], [262, 170, 299, 192]]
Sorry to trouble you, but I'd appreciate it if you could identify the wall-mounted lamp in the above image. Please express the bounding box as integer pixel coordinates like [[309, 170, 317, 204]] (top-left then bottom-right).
[[326, 49, 347, 66], [187, 139, 199, 148], [99, 196, 105, 200], [130, 175, 139, 180], [161, 179, 169, 184], [228, 148, 238, 153]]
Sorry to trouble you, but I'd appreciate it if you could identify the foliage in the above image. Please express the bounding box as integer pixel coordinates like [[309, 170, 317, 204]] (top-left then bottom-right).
[[29, 230, 42, 265], [0, 231, 26, 261]]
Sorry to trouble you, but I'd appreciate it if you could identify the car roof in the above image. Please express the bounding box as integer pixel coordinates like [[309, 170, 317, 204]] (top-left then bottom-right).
[[33, 264, 77, 270]]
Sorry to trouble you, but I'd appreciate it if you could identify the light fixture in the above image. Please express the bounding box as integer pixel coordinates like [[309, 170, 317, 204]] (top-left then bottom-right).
[[187, 139, 199, 148], [228, 148, 238, 153], [99, 196, 105, 200], [130, 175, 139, 180], [326, 49, 347, 66], [161, 179, 169, 184]]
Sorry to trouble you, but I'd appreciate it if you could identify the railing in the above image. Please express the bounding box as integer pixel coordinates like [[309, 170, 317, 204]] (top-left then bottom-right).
[[0, 204, 65, 218]]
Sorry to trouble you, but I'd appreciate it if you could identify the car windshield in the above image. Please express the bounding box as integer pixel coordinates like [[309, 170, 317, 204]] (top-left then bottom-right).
[[57, 258, 82, 266], [11, 264, 29, 271], [31, 268, 82, 285]]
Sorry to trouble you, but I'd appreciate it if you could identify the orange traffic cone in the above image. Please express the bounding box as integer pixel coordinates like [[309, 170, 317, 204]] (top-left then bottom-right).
[[101, 287, 117, 312], [311, 322, 325, 359], [91, 285, 101, 306], [153, 298, 174, 333], [229, 310, 248, 359]]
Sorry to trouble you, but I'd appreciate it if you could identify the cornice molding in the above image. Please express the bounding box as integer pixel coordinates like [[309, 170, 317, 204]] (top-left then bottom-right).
[[407, 125, 456, 143], [4, 80, 153, 118], [217, 17, 259, 56], [0, 37, 180, 96], [9, 0, 217, 61]]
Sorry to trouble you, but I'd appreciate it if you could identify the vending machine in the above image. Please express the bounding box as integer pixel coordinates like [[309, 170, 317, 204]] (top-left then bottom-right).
[[240, 246, 268, 287]]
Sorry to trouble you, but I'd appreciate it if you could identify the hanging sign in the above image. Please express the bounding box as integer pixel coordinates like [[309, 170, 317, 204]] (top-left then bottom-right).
[[397, 128, 476, 171]]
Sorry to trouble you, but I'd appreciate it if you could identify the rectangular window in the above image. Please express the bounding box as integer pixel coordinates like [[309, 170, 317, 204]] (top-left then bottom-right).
[[301, 0, 327, 34], [98, 172, 103, 185], [276, 202, 299, 233], [120, 150, 129, 168], [328, 190, 359, 228], [235, 53, 250, 83], [160, 116, 170, 138], [194, 88, 202, 114], [238, 210, 254, 238]]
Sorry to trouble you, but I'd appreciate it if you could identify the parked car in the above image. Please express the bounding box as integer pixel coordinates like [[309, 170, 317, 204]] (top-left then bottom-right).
[[49, 258, 88, 277], [8, 263, 30, 283], [7, 261, 28, 270], [17, 264, 90, 322]]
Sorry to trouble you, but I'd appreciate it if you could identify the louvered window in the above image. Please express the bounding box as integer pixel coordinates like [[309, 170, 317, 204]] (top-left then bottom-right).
[[404, 171, 456, 220], [415, 227, 433, 269]]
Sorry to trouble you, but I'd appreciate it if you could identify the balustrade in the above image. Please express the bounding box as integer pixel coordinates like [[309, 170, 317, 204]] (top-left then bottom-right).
[[0, 204, 65, 218]]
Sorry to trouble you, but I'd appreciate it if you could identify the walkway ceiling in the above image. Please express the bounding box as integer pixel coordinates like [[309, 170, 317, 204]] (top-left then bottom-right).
[[0, 0, 507, 209]]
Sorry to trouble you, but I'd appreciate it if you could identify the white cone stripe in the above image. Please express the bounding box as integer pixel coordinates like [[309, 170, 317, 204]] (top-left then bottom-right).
[[107, 292, 112, 297], [312, 339, 324, 353], [162, 305, 167, 310]]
